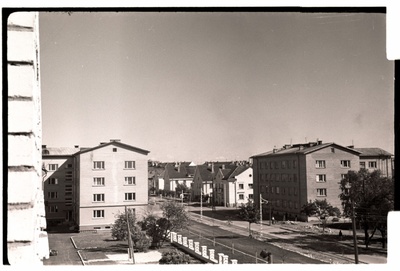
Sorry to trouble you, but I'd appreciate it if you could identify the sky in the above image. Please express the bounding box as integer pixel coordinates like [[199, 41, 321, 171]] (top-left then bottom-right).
[[39, 10, 394, 163]]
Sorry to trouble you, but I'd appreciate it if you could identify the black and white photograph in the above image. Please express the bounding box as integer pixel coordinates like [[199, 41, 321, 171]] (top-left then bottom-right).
[[4, 1, 398, 267]]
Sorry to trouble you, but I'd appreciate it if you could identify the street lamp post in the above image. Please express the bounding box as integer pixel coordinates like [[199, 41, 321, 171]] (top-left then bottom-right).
[[259, 194, 268, 231]]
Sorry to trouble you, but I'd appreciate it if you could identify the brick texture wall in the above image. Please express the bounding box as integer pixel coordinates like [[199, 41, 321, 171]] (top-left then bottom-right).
[[7, 12, 48, 265]]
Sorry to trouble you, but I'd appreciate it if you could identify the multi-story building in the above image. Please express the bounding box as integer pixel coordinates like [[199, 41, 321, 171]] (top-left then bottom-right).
[[214, 164, 254, 207], [252, 141, 361, 221], [42, 140, 150, 231], [353, 147, 394, 178], [161, 162, 196, 192], [42, 146, 78, 227]]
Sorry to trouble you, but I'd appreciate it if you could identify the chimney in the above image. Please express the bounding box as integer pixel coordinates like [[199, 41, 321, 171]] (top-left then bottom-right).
[[42, 145, 47, 149], [222, 164, 225, 170], [211, 163, 215, 173], [347, 145, 354, 149], [110, 139, 121, 142], [273, 146, 278, 153], [317, 140, 322, 145], [100, 142, 106, 145], [74, 145, 79, 148]]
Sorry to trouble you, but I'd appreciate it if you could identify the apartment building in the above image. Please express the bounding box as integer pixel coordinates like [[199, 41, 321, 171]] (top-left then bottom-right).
[[42, 146, 78, 227], [42, 140, 150, 231], [252, 141, 361, 221], [214, 165, 254, 207], [160, 162, 196, 192], [353, 147, 394, 178]]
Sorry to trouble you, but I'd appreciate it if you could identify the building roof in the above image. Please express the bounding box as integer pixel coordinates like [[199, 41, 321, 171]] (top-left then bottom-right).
[[76, 140, 150, 156], [195, 165, 217, 182], [252, 141, 361, 158], [354, 148, 393, 157], [42, 147, 78, 156]]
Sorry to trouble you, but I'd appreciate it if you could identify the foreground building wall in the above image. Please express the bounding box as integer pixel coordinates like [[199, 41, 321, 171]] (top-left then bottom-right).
[[7, 12, 48, 264], [76, 141, 150, 230]]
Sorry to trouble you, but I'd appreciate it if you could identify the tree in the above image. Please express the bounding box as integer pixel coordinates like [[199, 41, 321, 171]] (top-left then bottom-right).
[[301, 199, 341, 233], [161, 200, 190, 233], [111, 210, 150, 251], [301, 199, 341, 218], [238, 201, 260, 237], [339, 169, 394, 249], [159, 249, 191, 264], [138, 214, 171, 248]]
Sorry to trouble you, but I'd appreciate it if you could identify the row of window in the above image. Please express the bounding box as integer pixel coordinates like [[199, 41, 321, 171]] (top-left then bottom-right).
[[259, 159, 352, 170], [47, 161, 136, 171], [262, 186, 299, 196], [93, 161, 136, 170], [360, 161, 377, 168], [93, 192, 136, 202], [238, 193, 253, 200], [259, 173, 298, 182], [47, 191, 136, 201], [316, 160, 351, 168], [259, 160, 297, 170], [93, 176, 136, 186]]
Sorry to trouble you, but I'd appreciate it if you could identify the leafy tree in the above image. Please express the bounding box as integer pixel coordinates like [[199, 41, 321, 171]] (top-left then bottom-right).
[[161, 200, 190, 233], [111, 209, 136, 241], [138, 214, 171, 248], [159, 249, 191, 264], [111, 210, 150, 251], [238, 201, 260, 237], [339, 169, 394, 248], [301, 199, 341, 218], [301, 199, 341, 233], [175, 183, 190, 194]]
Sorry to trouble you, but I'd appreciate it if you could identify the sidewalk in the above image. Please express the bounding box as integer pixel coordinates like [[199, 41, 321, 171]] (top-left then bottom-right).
[[187, 204, 387, 264]]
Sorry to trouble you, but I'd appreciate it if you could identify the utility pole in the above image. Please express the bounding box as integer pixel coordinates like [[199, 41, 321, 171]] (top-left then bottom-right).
[[351, 201, 359, 264], [259, 194, 268, 231], [200, 187, 203, 221], [125, 206, 135, 264]]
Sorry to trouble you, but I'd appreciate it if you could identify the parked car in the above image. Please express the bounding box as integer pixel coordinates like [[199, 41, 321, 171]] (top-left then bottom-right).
[[49, 249, 58, 256], [332, 217, 340, 222]]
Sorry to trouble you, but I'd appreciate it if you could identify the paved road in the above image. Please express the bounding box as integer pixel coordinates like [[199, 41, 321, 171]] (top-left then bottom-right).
[[184, 218, 323, 264], [43, 233, 82, 265]]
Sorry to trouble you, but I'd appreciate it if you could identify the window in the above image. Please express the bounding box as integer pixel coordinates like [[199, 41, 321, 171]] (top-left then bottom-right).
[[238, 183, 244, 189], [275, 161, 279, 169], [360, 162, 366, 168], [67, 164, 73, 168], [293, 160, 297, 169], [317, 188, 327, 197], [48, 178, 58, 185], [93, 210, 104, 218], [341, 160, 351, 168], [49, 205, 58, 213], [368, 161, 377, 168], [344, 188, 350, 195], [276, 174, 280, 182], [248, 183, 253, 189], [93, 194, 105, 202], [295, 202, 298, 209], [113, 148, 117, 152], [48, 164, 58, 171], [48, 192, 58, 199], [93, 177, 105, 186], [331, 147, 335, 153], [125, 176, 136, 185], [248, 194, 254, 200], [276, 200, 280, 207], [93, 161, 105, 169], [315, 160, 326, 168], [293, 174, 297, 182], [238, 194, 244, 200], [125, 161, 136, 169], [281, 161, 286, 169], [125, 192, 136, 201], [276, 187, 280, 194], [316, 174, 326, 182], [294, 187, 298, 195]]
